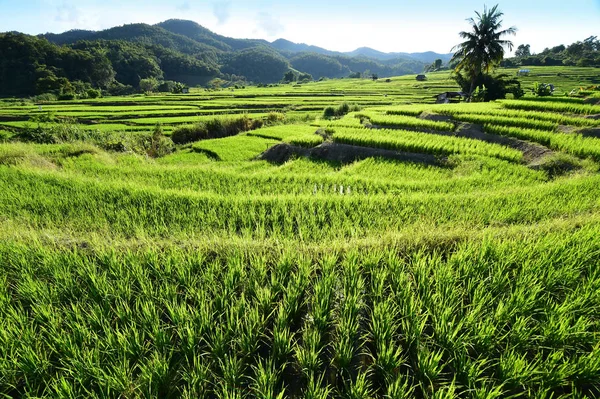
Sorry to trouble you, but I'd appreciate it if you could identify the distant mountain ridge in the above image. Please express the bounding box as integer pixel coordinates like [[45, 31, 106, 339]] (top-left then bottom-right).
[[0, 19, 453, 96], [40, 19, 451, 66]]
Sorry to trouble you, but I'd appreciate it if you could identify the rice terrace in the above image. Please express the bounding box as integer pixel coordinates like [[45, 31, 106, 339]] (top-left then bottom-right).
[[1, 1, 600, 398]]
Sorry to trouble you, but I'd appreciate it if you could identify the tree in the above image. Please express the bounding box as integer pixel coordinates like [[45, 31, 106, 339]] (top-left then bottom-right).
[[139, 77, 159, 92], [515, 44, 531, 58], [451, 4, 516, 99], [425, 58, 443, 72], [171, 82, 187, 94], [298, 72, 313, 82], [282, 70, 296, 83]]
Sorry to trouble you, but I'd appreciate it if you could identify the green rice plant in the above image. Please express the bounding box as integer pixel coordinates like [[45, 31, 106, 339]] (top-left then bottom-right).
[[439, 106, 600, 128], [344, 372, 373, 399], [371, 299, 405, 381], [171, 115, 263, 144], [499, 99, 600, 115], [385, 374, 415, 399], [247, 125, 317, 141], [1, 66, 600, 398], [294, 328, 323, 378], [445, 113, 558, 131], [333, 127, 522, 162], [360, 112, 455, 132], [323, 113, 366, 128], [192, 135, 279, 161], [384, 106, 427, 117], [485, 124, 600, 160], [247, 124, 323, 147], [285, 134, 324, 147], [250, 359, 285, 399], [303, 375, 332, 399]]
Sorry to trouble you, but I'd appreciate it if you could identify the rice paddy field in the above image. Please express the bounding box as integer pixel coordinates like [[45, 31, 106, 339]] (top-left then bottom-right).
[[1, 66, 600, 398]]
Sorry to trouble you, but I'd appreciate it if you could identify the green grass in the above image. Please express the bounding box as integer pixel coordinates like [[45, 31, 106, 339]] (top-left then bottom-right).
[[485, 124, 600, 160], [359, 111, 456, 131], [191, 135, 279, 161], [1, 66, 600, 398], [333, 127, 523, 162], [499, 99, 600, 115], [247, 125, 323, 147]]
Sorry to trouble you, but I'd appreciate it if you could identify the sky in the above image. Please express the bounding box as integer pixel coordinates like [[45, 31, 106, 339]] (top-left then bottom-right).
[[0, 0, 599, 55]]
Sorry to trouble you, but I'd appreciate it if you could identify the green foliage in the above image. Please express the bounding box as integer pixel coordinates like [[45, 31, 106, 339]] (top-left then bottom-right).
[[139, 77, 159, 92], [0, 130, 11, 142], [291, 53, 350, 80], [86, 88, 102, 99], [515, 44, 531, 58], [500, 99, 600, 115], [298, 72, 313, 82], [248, 125, 323, 148], [147, 124, 174, 158], [171, 116, 262, 144], [106, 81, 136, 96], [323, 103, 361, 119], [282, 70, 296, 83], [425, 58, 444, 72], [454, 72, 523, 101], [333, 127, 522, 161], [362, 112, 454, 131], [511, 36, 600, 67], [0, 33, 115, 96], [532, 82, 554, 96], [172, 82, 187, 94], [192, 135, 279, 161], [0, 69, 600, 398], [2, 68, 600, 398], [222, 47, 290, 84], [451, 5, 516, 97]]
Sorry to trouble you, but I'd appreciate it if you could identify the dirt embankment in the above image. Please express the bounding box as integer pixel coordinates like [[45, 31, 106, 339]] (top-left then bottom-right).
[[258, 142, 439, 165]]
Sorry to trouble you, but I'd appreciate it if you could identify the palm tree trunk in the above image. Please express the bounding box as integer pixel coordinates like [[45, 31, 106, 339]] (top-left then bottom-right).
[[467, 79, 475, 103]]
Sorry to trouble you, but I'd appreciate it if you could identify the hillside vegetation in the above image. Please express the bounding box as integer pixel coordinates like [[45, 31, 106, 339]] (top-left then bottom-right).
[[0, 19, 449, 96]]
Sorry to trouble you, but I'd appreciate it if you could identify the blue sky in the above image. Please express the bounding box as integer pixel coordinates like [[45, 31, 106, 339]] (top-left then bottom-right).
[[0, 0, 598, 54]]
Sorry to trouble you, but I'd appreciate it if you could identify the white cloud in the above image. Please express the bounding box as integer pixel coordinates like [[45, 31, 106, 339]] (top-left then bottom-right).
[[255, 11, 283, 37], [177, 2, 191, 12], [213, 1, 231, 25], [54, 1, 82, 23]]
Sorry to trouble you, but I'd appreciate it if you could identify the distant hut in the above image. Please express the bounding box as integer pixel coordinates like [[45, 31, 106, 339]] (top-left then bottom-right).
[[434, 92, 466, 104], [182, 87, 190, 94], [416, 74, 427, 81], [517, 69, 530, 76]]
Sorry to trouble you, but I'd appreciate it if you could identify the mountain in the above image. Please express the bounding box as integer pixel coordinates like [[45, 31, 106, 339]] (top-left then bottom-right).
[[270, 39, 338, 56], [42, 23, 219, 56], [344, 47, 395, 60], [0, 19, 454, 96], [156, 19, 268, 52], [43, 29, 96, 45], [402, 51, 453, 64], [343, 47, 453, 64], [270, 41, 452, 65]]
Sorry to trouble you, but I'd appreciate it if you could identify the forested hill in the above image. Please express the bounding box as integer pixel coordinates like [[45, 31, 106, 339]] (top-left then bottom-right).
[[1, 19, 444, 96]]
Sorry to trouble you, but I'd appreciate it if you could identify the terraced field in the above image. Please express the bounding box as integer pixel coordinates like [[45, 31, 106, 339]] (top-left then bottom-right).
[[1, 67, 600, 398]]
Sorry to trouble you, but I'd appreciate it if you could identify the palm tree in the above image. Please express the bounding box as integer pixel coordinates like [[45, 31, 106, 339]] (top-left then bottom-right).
[[451, 4, 516, 98]]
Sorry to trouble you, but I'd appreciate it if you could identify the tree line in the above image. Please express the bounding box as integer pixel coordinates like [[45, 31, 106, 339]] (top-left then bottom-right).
[[0, 33, 219, 97], [503, 36, 600, 67]]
